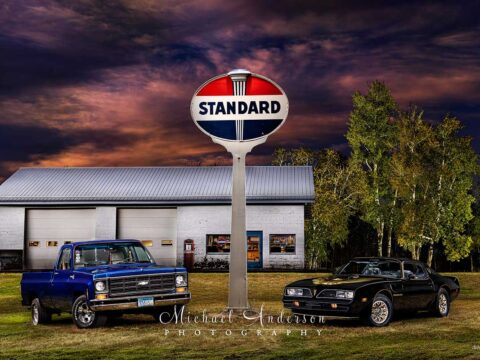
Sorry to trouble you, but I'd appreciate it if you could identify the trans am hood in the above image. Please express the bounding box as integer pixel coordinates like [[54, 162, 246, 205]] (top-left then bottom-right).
[[287, 275, 389, 291], [73, 263, 186, 279]]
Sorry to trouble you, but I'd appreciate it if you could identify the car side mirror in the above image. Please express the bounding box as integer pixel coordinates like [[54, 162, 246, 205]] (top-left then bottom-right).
[[407, 273, 416, 280]]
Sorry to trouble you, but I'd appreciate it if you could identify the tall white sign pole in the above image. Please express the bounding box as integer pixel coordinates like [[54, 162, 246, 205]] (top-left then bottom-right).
[[213, 137, 265, 310], [191, 69, 288, 311]]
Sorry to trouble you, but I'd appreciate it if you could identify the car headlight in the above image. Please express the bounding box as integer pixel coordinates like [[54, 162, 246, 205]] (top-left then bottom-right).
[[95, 281, 106, 292], [286, 288, 307, 297], [176, 275, 187, 287], [335, 290, 354, 299]]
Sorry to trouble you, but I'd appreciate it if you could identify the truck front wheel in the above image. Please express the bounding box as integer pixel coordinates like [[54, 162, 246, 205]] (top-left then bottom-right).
[[72, 295, 107, 328], [31, 298, 51, 325]]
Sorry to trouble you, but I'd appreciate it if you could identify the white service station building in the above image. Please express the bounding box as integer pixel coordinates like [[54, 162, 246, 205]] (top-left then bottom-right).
[[0, 166, 314, 270]]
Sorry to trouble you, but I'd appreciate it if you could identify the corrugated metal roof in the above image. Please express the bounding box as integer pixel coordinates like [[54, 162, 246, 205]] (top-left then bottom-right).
[[0, 167, 314, 204]]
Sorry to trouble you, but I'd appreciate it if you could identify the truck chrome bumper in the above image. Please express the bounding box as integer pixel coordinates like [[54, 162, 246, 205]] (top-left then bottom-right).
[[89, 293, 191, 311]]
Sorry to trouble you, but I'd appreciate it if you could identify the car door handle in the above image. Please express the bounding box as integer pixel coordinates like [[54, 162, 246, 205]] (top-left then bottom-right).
[[69, 275, 75, 280]]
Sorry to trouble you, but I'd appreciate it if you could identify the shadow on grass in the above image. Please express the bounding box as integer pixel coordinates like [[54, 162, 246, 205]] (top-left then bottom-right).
[[39, 311, 443, 329], [45, 314, 160, 328], [300, 310, 443, 328]]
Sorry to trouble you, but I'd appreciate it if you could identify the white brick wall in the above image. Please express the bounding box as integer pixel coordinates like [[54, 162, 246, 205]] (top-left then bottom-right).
[[176, 205, 305, 269], [0, 204, 306, 269], [0, 207, 25, 250]]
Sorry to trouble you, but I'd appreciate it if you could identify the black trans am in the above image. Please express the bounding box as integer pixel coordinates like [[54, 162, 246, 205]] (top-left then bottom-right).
[[283, 257, 460, 327]]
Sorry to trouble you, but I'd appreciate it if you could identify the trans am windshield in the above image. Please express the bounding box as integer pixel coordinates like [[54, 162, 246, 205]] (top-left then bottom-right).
[[74, 242, 154, 268], [338, 260, 402, 279]]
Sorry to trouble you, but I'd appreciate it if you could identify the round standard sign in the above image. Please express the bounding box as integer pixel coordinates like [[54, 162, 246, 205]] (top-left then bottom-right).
[[191, 69, 289, 142]]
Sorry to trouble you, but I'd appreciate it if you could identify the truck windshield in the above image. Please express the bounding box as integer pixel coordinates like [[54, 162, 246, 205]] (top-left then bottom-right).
[[73, 242, 154, 268], [337, 260, 402, 279]]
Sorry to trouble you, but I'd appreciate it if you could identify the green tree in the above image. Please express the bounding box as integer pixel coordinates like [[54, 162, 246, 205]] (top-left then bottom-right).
[[390, 111, 478, 264], [346, 81, 399, 256], [272, 148, 364, 268], [426, 116, 478, 265], [290, 147, 315, 166], [467, 202, 480, 271], [272, 148, 289, 166], [390, 108, 436, 260]]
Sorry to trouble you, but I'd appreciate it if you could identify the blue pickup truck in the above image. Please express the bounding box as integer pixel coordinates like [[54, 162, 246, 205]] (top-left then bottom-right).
[[21, 239, 191, 328]]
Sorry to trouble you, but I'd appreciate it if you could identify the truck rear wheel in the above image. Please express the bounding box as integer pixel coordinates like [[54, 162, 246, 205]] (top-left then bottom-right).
[[31, 298, 51, 325], [72, 295, 107, 328]]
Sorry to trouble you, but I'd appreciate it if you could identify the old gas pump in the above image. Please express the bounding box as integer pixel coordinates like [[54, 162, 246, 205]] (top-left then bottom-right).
[[183, 239, 195, 272]]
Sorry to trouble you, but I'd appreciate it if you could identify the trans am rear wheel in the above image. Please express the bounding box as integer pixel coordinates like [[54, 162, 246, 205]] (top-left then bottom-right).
[[366, 294, 393, 327], [72, 295, 107, 329], [431, 288, 450, 317]]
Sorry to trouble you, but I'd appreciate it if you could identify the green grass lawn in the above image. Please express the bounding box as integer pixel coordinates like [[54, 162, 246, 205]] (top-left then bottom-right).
[[1, 272, 480, 360]]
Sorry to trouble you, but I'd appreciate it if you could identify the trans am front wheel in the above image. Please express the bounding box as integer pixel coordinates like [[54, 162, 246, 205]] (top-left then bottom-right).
[[365, 294, 393, 327], [72, 295, 107, 329]]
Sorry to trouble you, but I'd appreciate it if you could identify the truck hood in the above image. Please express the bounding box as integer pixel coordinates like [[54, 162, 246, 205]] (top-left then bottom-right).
[[73, 263, 186, 279], [286, 275, 391, 291]]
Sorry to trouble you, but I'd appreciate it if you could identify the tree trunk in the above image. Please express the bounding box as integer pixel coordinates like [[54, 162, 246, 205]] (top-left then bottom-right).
[[471, 254, 474, 273], [386, 225, 393, 257], [377, 222, 384, 257], [387, 189, 398, 258], [412, 245, 421, 261], [427, 241, 434, 267]]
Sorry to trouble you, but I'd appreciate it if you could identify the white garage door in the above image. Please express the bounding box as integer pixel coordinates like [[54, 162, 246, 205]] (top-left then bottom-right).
[[26, 209, 96, 269], [117, 208, 177, 266]]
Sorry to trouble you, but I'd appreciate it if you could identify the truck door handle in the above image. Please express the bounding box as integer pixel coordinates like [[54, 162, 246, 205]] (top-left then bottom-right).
[[69, 275, 75, 280]]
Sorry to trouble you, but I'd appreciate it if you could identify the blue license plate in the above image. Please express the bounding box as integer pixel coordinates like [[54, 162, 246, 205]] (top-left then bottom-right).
[[138, 297, 154, 307]]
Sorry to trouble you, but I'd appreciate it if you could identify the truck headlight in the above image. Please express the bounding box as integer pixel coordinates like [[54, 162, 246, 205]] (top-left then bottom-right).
[[286, 288, 307, 297], [335, 290, 354, 299], [95, 281, 106, 292], [176, 275, 187, 287]]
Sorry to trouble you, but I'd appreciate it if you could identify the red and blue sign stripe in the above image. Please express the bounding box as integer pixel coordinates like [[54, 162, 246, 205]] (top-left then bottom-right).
[[191, 73, 288, 142]]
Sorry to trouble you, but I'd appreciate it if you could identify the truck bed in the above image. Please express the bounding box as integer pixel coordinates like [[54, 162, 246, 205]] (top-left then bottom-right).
[[21, 271, 53, 306]]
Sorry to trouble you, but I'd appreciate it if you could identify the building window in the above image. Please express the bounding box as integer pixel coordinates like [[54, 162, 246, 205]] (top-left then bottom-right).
[[142, 240, 153, 247], [47, 241, 58, 247], [270, 234, 296, 254], [206, 234, 230, 253], [28, 241, 40, 247]]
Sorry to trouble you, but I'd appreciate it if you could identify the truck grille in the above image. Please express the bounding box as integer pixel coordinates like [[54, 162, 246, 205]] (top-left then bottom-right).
[[108, 274, 175, 297]]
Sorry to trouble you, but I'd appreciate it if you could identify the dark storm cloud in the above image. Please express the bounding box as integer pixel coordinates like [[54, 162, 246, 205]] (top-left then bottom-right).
[[0, 108, 142, 180], [0, 0, 169, 94], [0, 35, 122, 93], [0, 123, 140, 163], [0, 123, 70, 162], [0, 0, 478, 181]]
